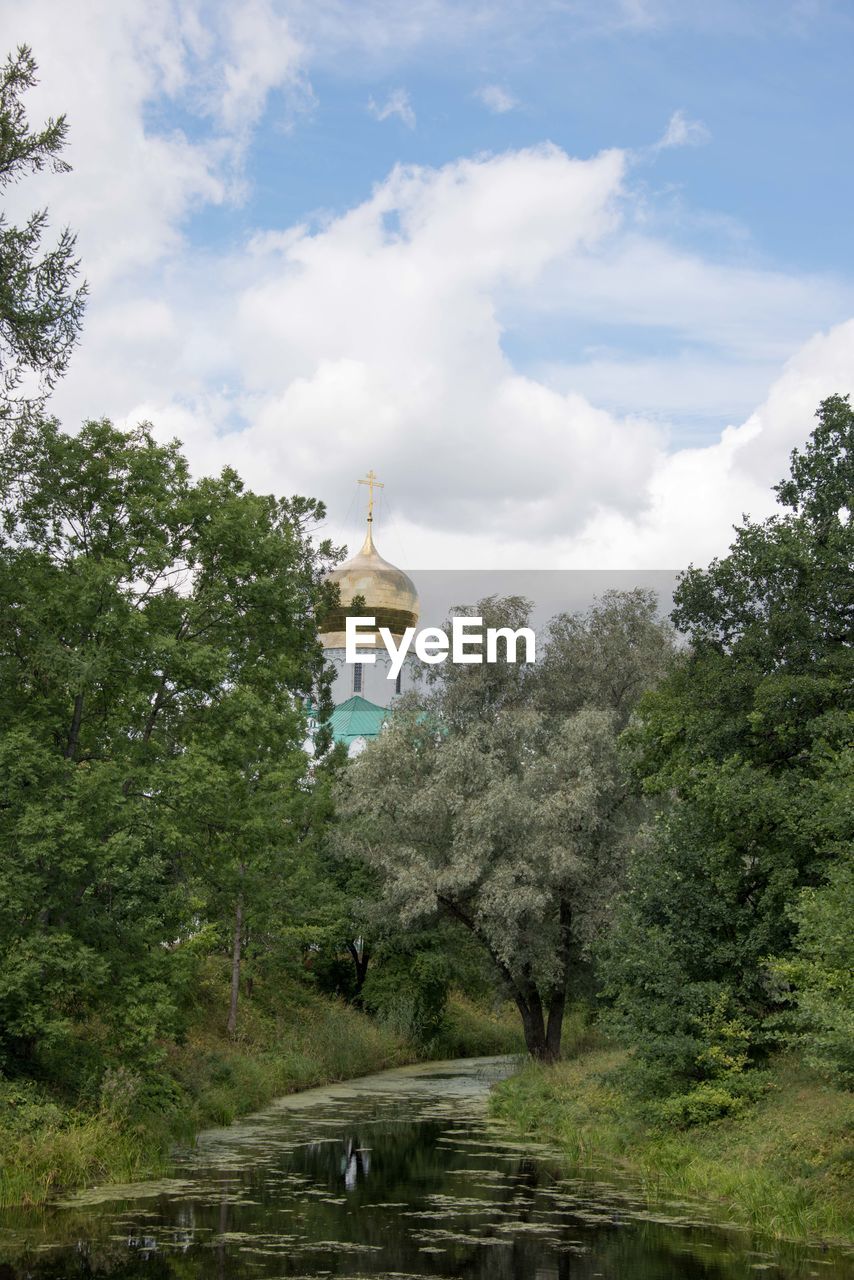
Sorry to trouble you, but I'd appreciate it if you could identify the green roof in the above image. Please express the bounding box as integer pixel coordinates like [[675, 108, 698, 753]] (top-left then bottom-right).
[[328, 695, 390, 746]]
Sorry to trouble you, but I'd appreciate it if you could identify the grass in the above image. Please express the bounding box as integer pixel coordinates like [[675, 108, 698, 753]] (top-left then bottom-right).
[[491, 1047, 854, 1245], [170, 969, 414, 1129], [432, 991, 525, 1058], [0, 968, 414, 1210], [0, 1113, 152, 1212], [0, 971, 525, 1209]]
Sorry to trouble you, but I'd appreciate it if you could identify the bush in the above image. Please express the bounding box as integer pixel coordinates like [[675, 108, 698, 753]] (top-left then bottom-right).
[[607, 987, 770, 1129], [645, 1073, 771, 1129], [361, 948, 451, 1049], [0, 1078, 66, 1136], [98, 1066, 145, 1120]]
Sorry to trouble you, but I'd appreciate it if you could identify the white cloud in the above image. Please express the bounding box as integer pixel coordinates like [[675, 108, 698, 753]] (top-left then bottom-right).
[[538, 352, 774, 436], [214, 0, 308, 133], [475, 84, 518, 114], [367, 87, 416, 128], [7, 2, 853, 574], [0, 0, 308, 286], [52, 135, 854, 573], [567, 321, 854, 568], [522, 233, 846, 360], [655, 108, 711, 149]]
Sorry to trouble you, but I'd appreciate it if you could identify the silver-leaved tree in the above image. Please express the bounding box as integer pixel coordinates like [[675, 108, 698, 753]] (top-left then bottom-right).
[[335, 591, 674, 1060]]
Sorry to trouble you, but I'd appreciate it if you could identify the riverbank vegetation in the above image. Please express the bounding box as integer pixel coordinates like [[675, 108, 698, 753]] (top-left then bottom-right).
[[0, 974, 399, 1209], [0, 960, 521, 1208], [485, 395, 853, 1243], [338, 394, 852, 1241], [1, 44, 851, 1234], [491, 1049, 854, 1244]]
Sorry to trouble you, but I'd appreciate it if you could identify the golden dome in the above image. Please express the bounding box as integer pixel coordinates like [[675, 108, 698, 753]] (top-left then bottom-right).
[[318, 521, 419, 650]]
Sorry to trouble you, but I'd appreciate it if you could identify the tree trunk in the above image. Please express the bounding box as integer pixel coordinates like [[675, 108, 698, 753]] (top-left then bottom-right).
[[123, 670, 171, 794], [226, 884, 244, 1037], [511, 902, 573, 1062], [544, 988, 565, 1062], [519, 1003, 548, 1058], [433, 891, 570, 1063], [544, 898, 573, 1062], [245, 924, 254, 997], [346, 939, 370, 999], [64, 692, 85, 760], [513, 979, 549, 1059]]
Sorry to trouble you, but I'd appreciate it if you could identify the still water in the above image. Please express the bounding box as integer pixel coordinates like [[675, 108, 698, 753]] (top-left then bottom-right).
[[1, 1057, 851, 1279]]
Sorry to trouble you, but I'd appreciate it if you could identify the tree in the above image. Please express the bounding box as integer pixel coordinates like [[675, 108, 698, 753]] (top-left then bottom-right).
[[165, 681, 312, 1037], [773, 852, 854, 1088], [0, 417, 335, 1073], [603, 396, 853, 1092], [336, 592, 673, 1060], [534, 588, 675, 730], [1, 46, 86, 427]]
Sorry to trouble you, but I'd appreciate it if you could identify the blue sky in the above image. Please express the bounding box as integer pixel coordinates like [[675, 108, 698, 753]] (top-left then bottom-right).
[[199, 3, 854, 270], [4, 0, 854, 566]]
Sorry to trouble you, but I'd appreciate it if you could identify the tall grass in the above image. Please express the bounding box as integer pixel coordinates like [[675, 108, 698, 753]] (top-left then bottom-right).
[[491, 1049, 854, 1244], [159, 976, 416, 1132], [0, 1114, 155, 1209], [432, 992, 525, 1058], [0, 976, 414, 1209], [0, 971, 530, 1208]]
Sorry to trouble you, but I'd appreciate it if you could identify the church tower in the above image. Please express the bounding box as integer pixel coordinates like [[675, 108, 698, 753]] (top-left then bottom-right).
[[318, 472, 420, 755]]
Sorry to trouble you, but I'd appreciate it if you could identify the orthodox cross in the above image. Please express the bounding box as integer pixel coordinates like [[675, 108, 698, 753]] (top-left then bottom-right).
[[358, 469, 384, 523]]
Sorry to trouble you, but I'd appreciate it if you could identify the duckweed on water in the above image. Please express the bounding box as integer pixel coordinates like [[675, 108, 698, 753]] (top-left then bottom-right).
[[0, 1056, 851, 1278]]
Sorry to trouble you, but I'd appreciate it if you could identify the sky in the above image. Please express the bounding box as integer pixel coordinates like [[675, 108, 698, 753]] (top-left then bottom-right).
[[3, 0, 853, 568]]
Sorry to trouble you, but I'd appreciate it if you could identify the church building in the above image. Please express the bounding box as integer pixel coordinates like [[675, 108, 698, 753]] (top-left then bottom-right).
[[318, 471, 420, 756]]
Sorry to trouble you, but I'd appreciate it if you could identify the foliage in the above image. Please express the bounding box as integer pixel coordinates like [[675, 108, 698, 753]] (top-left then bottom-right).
[[774, 853, 854, 1087], [0, 412, 536, 1210], [361, 940, 451, 1049], [337, 591, 674, 1060], [0, 416, 336, 1076], [647, 1073, 771, 1129], [0, 966, 413, 1208], [534, 587, 675, 730], [0, 46, 86, 427], [299, 759, 391, 1004], [431, 991, 525, 1058], [602, 396, 853, 1093]]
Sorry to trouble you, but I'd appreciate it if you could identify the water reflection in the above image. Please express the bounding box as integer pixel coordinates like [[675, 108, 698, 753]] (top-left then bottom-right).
[[0, 1057, 850, 1279]]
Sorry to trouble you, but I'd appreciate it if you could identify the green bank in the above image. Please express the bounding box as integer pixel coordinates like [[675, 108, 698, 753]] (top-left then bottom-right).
[[0, 969, 521, 1209], [491, 1046, 854, 1246]]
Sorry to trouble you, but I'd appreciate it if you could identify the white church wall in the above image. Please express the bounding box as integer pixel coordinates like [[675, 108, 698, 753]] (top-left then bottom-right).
[[324, 648, 422, 708]]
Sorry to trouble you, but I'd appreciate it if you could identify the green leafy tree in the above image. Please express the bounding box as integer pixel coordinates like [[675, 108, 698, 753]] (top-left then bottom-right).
[[0, 417, 335, 1074], [534, 588, 675, 730], [165, 681, 312, 1036], [336, 592, 673, 1060], [774, 853, 854, 1087], [1, 46, 86, 426], [603, 396, 853, 1092], [360, 936, 451, 1049]]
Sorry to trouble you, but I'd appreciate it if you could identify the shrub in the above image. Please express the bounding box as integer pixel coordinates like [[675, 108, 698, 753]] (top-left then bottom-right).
[[0, 1079, 66, 1136], [645, 1073, 771, 1129], [362, 949, 450, 1049]]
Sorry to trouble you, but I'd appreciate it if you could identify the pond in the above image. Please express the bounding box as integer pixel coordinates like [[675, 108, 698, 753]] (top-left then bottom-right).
[[0, 1056, 851, 1279]]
